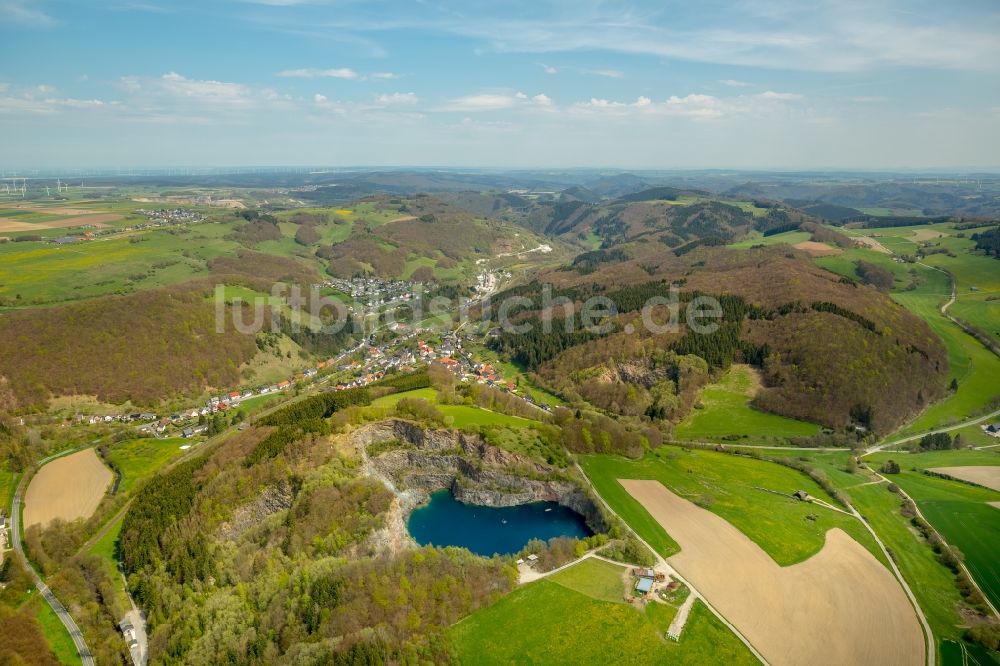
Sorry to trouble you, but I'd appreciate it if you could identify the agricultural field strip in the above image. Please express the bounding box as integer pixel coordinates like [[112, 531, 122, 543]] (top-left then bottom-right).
[[10, 473, 95, 665], [23, 448, 112, 529], [620, 479, 926, 666], [573, 461, 772, 665], [869, 467, 1000, 619]]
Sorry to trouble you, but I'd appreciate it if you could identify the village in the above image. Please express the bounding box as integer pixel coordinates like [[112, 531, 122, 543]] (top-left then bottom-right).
[[68, 319, 550, 442], [48, 207, 205, 245]]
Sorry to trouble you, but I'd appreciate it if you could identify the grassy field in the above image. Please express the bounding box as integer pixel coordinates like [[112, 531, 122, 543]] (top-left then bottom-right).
[[439, 404, 538, 429], [32, 599, 82, 666], [104, 437, 188, 494], [88, 514, 124, 561], [548, 557, 628, 603], [802, 449, 989, 657], [2, 465, 20, 514], [369, 387, 542, 429], [728, 229, 812, 249], [581, 448, 884, 566], [674, 365, 820, 441], [867, 449, 1000, 610], [449, 578, 758, 665]]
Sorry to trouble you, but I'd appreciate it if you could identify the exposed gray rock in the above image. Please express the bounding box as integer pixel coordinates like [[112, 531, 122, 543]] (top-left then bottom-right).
[[351, 419, 607, 534], [217, 481, 295, 541]]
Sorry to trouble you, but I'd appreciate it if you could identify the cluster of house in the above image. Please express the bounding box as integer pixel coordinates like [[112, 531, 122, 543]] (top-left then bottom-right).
[[632, 567, 668, 597], [981, 422, 1000, 438], [76, 356, 342, 436], [325, 277, 422, 309], [137, 207, 205, 224], [50, 208, 205, 245]]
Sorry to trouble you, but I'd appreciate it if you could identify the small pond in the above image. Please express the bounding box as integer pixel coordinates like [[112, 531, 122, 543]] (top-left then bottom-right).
[[407, 490, 592, 556]]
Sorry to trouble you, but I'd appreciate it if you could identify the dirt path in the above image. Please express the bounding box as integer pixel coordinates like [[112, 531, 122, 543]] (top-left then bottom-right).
[[667, 592, 697, 640], [620, 479, 925, 666], [572, 463, 770, 664]]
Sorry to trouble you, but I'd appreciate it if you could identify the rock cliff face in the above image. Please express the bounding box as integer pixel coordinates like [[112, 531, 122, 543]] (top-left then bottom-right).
[[352, 419, 607, 534], [217, 481, 295, 541]]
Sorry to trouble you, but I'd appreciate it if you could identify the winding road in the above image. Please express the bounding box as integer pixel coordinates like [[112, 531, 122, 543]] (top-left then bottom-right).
[[11, 473, 95, 666]]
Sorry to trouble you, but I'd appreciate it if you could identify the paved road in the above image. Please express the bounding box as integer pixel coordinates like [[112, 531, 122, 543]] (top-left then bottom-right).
[[11, 474, 95, 666], [864, 408, 1000, 456]]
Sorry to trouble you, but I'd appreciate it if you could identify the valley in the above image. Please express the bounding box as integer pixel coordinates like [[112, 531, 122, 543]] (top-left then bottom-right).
[[1, 170, 998, 666]]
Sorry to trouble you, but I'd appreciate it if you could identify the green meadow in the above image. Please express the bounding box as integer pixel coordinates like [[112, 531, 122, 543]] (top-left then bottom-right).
[[104, 437, 188, 494], [867, 449, 1000, 610], [674, 365, 820, 441], [547, 557, 629, 603], [33, 599, 81, 666], [580, 448, 883, 566], [801, 449, 993, 657], [449, 578, 757, 666]]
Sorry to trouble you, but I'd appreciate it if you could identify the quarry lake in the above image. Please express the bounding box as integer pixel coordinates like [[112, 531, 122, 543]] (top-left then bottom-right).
[[407, 490, 593, 556]]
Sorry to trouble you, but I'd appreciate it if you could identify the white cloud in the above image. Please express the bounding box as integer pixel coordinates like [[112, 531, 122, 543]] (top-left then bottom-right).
[[0, 83, 114, 115], [159, 72, 267, 108], [363, 2, 1000, 73], [0, 0, 54, 26], [542, 64, 559, 74], [441, 91, 552, 112], [757, 91, 803, 101], [851, 96, 887, 103], [569, 90, 804, 120], [375, 92, 418, 105], [442, 93, 520, 111], [278, 67, 359, 80], [370, 72, 398, 80], [314, 93, 327, 103], [719, 79, 751, 87], [581, 68, 624, 79]]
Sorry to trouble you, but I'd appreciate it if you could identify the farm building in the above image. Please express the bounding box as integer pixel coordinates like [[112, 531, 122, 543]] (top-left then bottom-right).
[[635, 578, 653, 595], [792, 490, 812, 501]]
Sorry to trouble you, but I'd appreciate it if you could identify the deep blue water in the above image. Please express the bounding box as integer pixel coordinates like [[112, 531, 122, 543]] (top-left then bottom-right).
[[407, 490, 592, 556]]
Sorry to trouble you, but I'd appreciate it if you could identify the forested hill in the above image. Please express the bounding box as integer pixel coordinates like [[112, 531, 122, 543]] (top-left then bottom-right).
[[486, 244, 947, 433], [519, 196, 817, 249]]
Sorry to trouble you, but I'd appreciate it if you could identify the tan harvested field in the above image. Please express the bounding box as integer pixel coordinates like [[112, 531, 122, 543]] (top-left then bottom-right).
[[24, 448, 112, 529], [620, 479, 923, 666], [990, 501, 1000, 511], [0, 213, 120, 232], [793, 240, 841, 256], [910, 229, 945, 241], [853, 235, 892, 254], [6, 204, 103, 215], [929, 466, 1000, 492]]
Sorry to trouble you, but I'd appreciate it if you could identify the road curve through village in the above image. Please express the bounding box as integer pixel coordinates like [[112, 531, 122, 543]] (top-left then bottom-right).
[[11, 472, 96, 666]]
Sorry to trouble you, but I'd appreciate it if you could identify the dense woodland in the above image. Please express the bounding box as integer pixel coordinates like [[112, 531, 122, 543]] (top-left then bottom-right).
[[972, 226, 1000, 258], [486, 246, 947, 432], [108, 376, 524, 664], [0, 285, 257, 409]]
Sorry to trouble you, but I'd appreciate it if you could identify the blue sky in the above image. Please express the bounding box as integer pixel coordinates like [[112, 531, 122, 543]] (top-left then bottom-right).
[[1, 0, 998, 169]]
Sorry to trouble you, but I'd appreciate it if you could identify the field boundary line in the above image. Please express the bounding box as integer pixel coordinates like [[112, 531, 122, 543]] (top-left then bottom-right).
[[872, 469, 1000, 621], [12, 469, 95, 665], [573, 462, 771, 666]]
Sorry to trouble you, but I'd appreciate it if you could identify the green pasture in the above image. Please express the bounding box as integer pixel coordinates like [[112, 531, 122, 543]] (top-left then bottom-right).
[[675, 365, 820, 441], [449, 579, 757, 666], [580, 448, 883, 566]]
